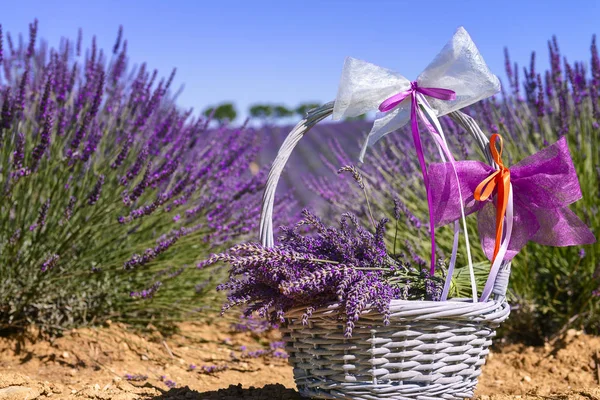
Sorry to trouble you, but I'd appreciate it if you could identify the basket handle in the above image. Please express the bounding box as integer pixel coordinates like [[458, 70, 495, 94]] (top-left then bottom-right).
[[259, 102, 335, 248], [258, 103, 511, 301]]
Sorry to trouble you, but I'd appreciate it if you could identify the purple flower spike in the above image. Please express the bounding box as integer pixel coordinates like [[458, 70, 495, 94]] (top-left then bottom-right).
[[130, 281, 162, 298], [0, 24, 3, 65], [30, 199, 50, 232], [124, 373, 148, 382], [0, 88, 12, 131], [113, 25, 123, 55], [26, 19, 38, 58], [31, 106, 55, 170], [87, 175, 105, 205], [12, 131, 25, 170], [41, 254, 59, 272], [164, 380, 176, 389]]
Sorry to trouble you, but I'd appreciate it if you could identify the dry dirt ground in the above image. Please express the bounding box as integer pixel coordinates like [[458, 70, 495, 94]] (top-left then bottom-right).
[[0, 320, 598, 400]]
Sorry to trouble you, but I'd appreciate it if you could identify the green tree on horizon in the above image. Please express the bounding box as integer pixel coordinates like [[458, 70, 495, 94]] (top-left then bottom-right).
[[203, 102, 238, 125]]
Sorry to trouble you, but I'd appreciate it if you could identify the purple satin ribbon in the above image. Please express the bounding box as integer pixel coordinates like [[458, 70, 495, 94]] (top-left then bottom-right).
[[379, 81, 456, 275]]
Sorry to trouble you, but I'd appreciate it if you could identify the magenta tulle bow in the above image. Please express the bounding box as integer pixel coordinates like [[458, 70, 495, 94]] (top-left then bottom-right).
[[429, 136, 596, 261]]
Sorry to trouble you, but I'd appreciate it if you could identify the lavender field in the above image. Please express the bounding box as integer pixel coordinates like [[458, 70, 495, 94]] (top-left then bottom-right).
[[0, 8, 598, 400]]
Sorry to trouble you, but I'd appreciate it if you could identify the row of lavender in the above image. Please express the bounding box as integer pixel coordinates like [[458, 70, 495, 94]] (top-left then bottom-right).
[[0, 22, 292, 333], [0, 20, 597, 341], [265, 36, 598, 342]]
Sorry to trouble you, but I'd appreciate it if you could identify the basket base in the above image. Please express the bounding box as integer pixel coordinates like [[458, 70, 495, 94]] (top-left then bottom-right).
[[283, 299, 510, 400], [294, 375, 477, 400]]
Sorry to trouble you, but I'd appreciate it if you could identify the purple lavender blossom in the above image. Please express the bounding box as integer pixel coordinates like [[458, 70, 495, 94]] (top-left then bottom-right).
[[123, 236, 179, 269], [0, 24, 3, 65], [30, 107, 54, 170], [165, 68, 177, 91], [111, 134, 133, 169], [242, 349, 268, 358], [41, 254, 59, 272], [124, 374, 148, 382], [199, 365, 228, 374], [113, 25, 123, 54], [536, 74, 545, 117], [8, 229, 21, 246], [76, 28, 82, 57], [205, 209, 441, 337], [230, 315, 277, 333], [119, 145, 149, 185], [270, 341, 285, 350], [15, 66, 30, 115], [504, 48, 514, 91], [393, 196, 421, 229], [30, 199, 50, 232], [26, 19, 38, 58], [62, 196, 76, 223], [12, 131, 25, 170], [1, 88, 13, 130], [129, 281, 162, 298], [87, 175, 105, 205], [272, 350, 289, 359], [0, 20, 287, 334], [125, 162, 151, 204], [37, 73, 52, 122], [6, 31, 14, 57], [164, 380, 177, 389]]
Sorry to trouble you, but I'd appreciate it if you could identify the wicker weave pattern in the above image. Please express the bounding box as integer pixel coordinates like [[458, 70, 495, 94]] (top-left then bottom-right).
[[258, 104, 512, 399], [283, 299, 510, 399]]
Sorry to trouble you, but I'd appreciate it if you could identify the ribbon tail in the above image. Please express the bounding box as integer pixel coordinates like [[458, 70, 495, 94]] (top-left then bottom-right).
[[489, 170, 510, 261], [417, 96, 477, 302], [358, 107, 411, 162], [409, 94, 436, 275], [441, 220, 460, 301], [480, 183, 514, 302]]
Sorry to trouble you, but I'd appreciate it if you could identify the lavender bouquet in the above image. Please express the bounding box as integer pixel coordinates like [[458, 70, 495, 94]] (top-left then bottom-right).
[[205, 206, 444, 338]]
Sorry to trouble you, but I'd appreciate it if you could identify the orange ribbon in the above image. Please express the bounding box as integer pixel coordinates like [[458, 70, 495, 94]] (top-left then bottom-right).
[[474, 134, 511, 262]]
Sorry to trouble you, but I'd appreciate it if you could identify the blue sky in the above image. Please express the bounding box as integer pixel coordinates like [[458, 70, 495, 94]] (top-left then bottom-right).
[[2, 0, 599, 121]]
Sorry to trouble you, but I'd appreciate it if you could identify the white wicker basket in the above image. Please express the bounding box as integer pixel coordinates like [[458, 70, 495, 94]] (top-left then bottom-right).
[[258, 104, 511, 399]]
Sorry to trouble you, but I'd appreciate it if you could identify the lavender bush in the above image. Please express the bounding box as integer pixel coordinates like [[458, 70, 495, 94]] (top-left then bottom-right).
[[294, 36, 599, 342], [205, 206, 444, 338], [0, 21, 282, 333]]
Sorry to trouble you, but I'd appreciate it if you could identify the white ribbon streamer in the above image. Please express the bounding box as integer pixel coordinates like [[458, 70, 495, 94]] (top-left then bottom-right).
[[479, 184, 514, 302]]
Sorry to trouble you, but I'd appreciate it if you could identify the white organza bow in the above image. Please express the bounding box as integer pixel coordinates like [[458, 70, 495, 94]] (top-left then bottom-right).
[[331, 26, 501, 161]]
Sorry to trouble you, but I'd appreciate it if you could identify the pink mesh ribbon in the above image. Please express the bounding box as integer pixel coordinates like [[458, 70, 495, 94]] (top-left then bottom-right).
[[430, 136, 595, 262]]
